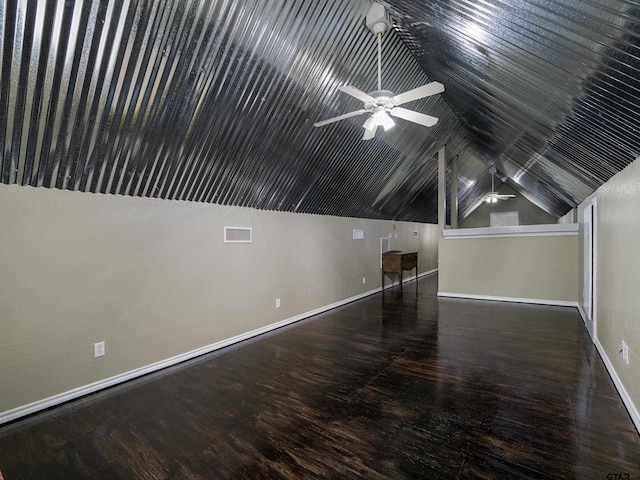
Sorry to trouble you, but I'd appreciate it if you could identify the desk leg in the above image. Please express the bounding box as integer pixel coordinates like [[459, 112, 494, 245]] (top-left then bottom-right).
[[399, 271, 403, 293], [381, 269, 384, 294]]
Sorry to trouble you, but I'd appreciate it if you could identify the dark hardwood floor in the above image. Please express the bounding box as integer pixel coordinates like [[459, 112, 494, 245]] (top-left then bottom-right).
[[1, 274, 639, 479]]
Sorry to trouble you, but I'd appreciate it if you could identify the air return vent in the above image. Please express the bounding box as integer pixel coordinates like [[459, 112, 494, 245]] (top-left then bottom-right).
[[224, 227, 252, 243]]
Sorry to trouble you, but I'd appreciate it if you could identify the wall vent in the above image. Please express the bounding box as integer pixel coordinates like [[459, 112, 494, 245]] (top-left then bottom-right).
[[353, 229, 364, 240], [224, 226, 252, 243]]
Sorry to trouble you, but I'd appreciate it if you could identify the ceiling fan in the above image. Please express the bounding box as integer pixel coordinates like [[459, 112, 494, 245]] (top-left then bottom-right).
[[314, 3, 444, 140], [484, 166, 515, 203]]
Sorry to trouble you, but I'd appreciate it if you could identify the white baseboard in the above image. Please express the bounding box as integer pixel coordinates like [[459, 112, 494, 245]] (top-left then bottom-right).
[[438, 292, 639, 435], [577, 309, 638, 434], [577, 303, 587, 323], [436, 291, 579, 308], [413, 268, 438, 281], [595, 338, 640, 434], [0, 268, 438, 425], [576, 303, 595, 341], [382, 267, 437, 288]]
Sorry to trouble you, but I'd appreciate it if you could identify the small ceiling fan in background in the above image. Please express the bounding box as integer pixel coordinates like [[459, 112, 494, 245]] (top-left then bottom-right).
[[314, 2, 444, 140], [484, 166, 515, 203]]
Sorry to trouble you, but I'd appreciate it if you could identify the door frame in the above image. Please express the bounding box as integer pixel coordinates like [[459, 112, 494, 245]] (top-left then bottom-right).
[[582, 198, 597, 340]]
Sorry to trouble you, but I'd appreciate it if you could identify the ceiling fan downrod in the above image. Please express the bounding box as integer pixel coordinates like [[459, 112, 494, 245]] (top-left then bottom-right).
[[377, 31, 383, 91]]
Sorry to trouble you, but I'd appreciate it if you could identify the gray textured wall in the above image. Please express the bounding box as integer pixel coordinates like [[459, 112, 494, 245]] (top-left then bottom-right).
[[580, 156, 640, 426], [0, 185, 438, 418]]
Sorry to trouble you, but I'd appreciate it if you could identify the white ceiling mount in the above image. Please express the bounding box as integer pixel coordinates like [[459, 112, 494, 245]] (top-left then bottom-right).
[[314, 2, 444, 140], [366, 3, 390, 35]]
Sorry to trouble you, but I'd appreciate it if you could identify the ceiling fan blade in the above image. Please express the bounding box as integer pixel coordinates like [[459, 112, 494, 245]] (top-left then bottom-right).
[[314, 109, 368, 127], [496, 194, 516, 199], [392, 82, 444, 105], [338, 85, 376, 103], [389, 107, 439, 127]]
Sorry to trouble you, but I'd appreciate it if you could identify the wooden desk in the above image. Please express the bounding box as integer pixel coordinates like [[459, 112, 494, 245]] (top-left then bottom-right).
[[381, 250, 418, 293]]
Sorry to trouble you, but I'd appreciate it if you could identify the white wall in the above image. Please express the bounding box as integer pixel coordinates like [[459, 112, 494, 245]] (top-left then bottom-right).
[[0, 184, 438, 421], [438, 226, 579, 305], [460, 183, 558, 228], [577, 157, 640, 430]]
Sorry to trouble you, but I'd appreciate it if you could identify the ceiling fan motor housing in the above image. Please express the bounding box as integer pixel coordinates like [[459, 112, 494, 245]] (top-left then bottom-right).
[[366, 3, 390, 35], [365, 90, 395, 111]]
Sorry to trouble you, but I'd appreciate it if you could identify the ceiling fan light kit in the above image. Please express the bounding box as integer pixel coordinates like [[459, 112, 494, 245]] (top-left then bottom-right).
[[314, 2, 444, 140], [372, 108, 395, 130]]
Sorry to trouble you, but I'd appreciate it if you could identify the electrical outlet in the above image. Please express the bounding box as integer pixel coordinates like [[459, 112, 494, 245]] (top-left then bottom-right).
[[625, 345, 629, 365], [622, 341, 629, 365], [275, 298, 281, 308], [362, 277, 366, 284], [94, 341, 105, 358]]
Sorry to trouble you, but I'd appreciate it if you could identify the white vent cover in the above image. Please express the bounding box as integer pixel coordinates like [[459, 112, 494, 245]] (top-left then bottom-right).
[[224, 226, 252, 243], [353, 229, 364, 240]]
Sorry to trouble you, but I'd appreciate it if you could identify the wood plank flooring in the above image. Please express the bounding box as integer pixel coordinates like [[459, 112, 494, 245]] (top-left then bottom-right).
[[1, 274, 639, 479]]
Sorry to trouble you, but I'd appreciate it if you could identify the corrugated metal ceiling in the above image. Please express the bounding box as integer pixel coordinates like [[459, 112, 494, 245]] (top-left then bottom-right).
[[386, 0, 640, 217], [1, 0, 638, 222]]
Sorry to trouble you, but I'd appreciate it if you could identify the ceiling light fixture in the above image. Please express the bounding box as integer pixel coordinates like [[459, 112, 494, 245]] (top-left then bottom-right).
[[313, 2, 444, 140], [372, 108, 395, 131]]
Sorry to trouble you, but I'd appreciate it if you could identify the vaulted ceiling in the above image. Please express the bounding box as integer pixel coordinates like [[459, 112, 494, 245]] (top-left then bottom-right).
[[1, 0, 638, 223]]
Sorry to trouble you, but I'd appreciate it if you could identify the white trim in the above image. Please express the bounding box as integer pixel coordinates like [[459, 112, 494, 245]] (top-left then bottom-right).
[[577, 302, 586, 323], [591, 197, 598, 339], [577, 303, 595, 342], [383, 268, 438, 287], [379, 268, 438, 289], [403, 268, 438, 281], [417, 268, 438, 278], [436, 291, 579, 308], [595, 339, 640, 434], [0, 268, 439, 425], [436, 290, 640, 435], [442, 223, 578, 239]]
